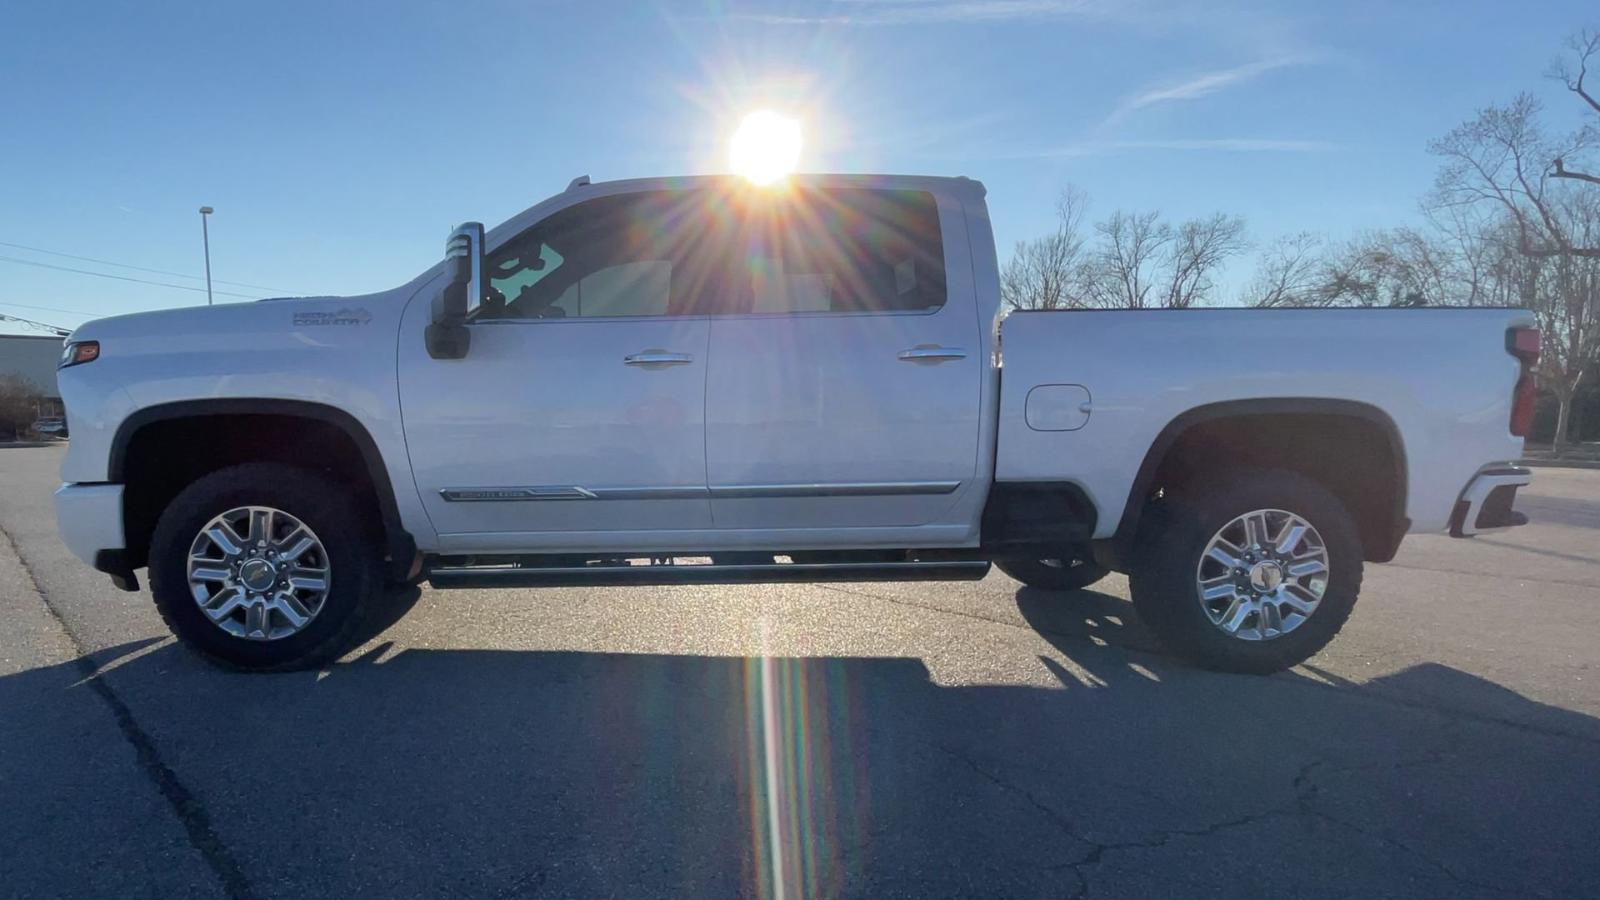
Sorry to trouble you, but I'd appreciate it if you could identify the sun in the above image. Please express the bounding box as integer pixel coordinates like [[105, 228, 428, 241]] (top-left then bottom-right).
[[729, 110, 802, 185]]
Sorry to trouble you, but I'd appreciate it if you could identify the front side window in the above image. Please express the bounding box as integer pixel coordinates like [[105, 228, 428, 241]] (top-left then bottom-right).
[[480, 190, 736, 320]]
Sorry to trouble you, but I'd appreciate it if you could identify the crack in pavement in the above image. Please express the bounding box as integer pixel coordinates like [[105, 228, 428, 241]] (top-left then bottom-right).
[[938, 739, 1542, 900], [0, 525, 260, 900], [1287, 759, 1550, 900], [935, 740, 1291, 899]]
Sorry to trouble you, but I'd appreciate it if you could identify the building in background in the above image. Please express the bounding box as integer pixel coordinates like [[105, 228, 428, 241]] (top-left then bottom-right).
[[0, 334, 66, 417]]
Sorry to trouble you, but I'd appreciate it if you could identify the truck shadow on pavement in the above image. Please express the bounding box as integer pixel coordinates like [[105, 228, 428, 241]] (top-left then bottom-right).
[[4, 587, 1598, 899]]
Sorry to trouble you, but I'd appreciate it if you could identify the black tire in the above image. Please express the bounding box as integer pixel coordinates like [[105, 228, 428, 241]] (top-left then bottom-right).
[[995, 557, 1109, 592], [1128, 469, 1363, 675], [148, 462, 384, 671]]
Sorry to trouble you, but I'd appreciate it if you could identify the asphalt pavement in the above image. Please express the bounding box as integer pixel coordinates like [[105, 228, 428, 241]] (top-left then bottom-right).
[[2, 444, 1597, 899]]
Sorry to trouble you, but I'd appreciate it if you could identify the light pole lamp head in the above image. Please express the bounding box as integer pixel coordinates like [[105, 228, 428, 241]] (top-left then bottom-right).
[[199, 206, 214, 215]]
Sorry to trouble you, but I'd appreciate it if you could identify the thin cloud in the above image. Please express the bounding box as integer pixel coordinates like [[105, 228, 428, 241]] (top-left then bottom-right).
[[735, 0, 1102, 26], [1105, 137, 1333, 152], [982, 137, 1336, 159], [1105, 57, 1310, 125]]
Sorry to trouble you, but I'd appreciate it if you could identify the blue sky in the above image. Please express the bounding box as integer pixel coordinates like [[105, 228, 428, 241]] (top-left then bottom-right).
[[1, 0, 1594, 334]]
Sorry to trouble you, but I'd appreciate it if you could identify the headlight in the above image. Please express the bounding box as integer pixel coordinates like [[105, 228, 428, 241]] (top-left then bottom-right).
[[59, 340, 100, 368]]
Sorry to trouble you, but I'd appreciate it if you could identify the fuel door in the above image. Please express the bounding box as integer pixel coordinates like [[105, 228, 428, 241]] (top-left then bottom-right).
[[1024, 384, 1092, 432]]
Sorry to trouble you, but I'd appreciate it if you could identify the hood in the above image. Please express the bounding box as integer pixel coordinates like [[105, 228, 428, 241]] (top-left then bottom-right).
[[67, 291, 397, 343]]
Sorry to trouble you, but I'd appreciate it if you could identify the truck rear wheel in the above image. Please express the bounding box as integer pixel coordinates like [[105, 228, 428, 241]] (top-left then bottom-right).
[[995, 556, 1108, 592], [148, 463, 383, 671], [1128, 469, 1362, 674]]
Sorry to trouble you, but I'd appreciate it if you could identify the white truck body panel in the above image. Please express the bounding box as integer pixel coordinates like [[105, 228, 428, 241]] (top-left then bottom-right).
[[52, 172, 1531, 573], [399, 313, 715, 538], [57, 284, 441, 549], [996, 307, 1532, 538], [53, 482, 125, 565], [702, 189, 986, 533]]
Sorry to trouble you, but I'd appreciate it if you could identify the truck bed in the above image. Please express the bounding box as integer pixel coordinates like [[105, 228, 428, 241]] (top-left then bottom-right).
[[996, 307, 1533, 538]]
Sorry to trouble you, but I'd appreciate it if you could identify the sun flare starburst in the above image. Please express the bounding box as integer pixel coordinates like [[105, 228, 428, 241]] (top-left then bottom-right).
[[730, 111, 803, 185]]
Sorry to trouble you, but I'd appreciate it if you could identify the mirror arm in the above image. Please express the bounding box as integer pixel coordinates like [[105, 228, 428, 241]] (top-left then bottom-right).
[[428, 222, 485, 360]]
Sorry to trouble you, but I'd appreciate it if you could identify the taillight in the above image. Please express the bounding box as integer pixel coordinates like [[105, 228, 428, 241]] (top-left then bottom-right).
[[1506, 327, 1539, 437]]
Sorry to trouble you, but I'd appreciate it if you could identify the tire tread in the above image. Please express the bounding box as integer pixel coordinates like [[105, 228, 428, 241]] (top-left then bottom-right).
[[1128, 468, 1363, 674], [147, 462, 381, 671]]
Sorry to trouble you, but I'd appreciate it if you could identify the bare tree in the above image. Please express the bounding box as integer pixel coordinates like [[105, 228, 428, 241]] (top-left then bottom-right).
[[1538, 192, 1600, 448], [1003, 191, 1247, 311], [1164, 213, 1248, 308], [1246, 228, 1469, 309], [1423, 201, 1506, 306], [1431, 25, 1600, 259], [1428, 94, 1596, 259], [0, 373, 43, 441], [1087, 210, 1172, 309], [1245, 232, 1325, 307], [1549, 26, 1600, 188], [1261, 231, 1444, 308], [1000, 187, 1090, 311], [1428, 27, 1600, 449]]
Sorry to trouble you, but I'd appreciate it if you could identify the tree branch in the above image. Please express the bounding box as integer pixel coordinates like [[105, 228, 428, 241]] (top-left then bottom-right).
[[1553, 28, 1600, 114], [1552, 157, 1600, 186], [1515, 240, 1600, 258]]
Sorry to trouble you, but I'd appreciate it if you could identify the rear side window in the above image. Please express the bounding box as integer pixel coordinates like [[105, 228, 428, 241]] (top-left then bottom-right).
[[733, 188, 946, 315]]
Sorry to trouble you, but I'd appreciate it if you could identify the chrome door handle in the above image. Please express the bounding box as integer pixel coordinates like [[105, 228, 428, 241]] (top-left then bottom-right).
[[624, 351, 694, 367], [897, 346, 967, 362]]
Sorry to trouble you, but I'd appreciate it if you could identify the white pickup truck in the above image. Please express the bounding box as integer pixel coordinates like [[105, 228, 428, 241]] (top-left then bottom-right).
[[53, 174, 1537, 674]]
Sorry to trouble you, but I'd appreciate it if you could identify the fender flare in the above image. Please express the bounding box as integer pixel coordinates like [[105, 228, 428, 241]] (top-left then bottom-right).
[[109, 399, 416, 573], [1107, 397, 1409, 562]]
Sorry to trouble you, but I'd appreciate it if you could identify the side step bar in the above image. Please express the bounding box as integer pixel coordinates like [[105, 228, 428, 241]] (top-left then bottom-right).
[[427, 560, 991, 589]]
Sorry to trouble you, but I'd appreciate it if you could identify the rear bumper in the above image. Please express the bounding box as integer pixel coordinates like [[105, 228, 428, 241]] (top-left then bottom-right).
[[1449, 466, 1531, 537], [54, 483, 130, 578]]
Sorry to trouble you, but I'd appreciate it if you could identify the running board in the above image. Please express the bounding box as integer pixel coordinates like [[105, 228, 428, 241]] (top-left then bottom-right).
[[426, 560, 991, 589]]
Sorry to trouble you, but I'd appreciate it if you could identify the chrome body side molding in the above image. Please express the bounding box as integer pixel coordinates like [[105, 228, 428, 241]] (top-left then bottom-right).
[[439, 481, 962, 502], [439, 486, 698, 502], [708, 481, 961, 499]]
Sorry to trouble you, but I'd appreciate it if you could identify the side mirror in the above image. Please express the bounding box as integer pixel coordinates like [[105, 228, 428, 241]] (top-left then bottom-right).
[[426, 222, 484, 360]]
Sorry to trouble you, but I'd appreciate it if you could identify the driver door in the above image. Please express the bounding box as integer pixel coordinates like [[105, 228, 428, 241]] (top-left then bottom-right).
[[399, 189, 734, 551]]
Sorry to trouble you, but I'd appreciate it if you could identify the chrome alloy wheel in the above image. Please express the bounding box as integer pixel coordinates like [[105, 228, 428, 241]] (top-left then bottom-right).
[[1195, 508, 1329, 642], [187, 506, 331, 641]]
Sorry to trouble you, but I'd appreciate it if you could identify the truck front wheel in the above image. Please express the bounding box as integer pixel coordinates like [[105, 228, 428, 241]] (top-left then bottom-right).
[[148, 463, 384, 671], [1128, 470, 1362, 674]]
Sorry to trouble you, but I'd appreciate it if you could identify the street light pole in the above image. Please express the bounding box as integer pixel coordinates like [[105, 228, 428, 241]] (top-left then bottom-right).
[[198, 206, 214, 305]]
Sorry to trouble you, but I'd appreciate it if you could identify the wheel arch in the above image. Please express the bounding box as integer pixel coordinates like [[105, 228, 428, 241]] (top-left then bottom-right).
[[110, 399, 416, 577], [1107, 398, 1409, 566]]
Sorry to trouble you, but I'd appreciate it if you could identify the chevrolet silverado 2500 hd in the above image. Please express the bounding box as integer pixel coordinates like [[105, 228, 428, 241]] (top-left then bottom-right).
[[53, 174, 1536, 673]]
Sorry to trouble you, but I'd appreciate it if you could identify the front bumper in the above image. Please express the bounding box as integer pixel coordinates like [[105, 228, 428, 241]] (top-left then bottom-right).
[[1449, 466, 1531, 537], [54, 483, 130, 580]]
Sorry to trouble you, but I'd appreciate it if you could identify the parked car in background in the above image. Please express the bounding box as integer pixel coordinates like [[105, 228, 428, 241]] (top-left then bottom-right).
[[31, 415, 66, 438], [51, 173, 1536, 674]]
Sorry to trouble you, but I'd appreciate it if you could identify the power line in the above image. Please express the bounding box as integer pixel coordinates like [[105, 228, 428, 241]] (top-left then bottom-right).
[[0, 299, 103, 318], [0, 255, 269, 300], [0, 312, 72, 336], [0, 239, 296, 293]]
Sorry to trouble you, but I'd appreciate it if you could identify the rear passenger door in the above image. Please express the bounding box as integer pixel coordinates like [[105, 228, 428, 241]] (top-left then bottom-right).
[[704, 187, 984, 531]]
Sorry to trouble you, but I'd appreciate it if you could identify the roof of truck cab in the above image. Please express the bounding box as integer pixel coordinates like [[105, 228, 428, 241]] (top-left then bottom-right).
[[576, 172, 985, 195], [484, 172, 988, 250]]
